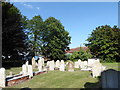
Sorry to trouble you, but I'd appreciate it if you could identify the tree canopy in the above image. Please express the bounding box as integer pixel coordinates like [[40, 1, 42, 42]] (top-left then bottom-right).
[[41, 17, 71, 60], [26, 15, 44, 56], [2, 2, 27, 60], [85, 25, 120, 62]]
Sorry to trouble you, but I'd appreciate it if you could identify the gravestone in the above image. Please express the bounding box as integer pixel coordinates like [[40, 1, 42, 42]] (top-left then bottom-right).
[[78, 59, 81, 68], [80, 61, 86, 69], [68, 61, 74, 72], [84, 61, 88, 68], [36, 62, 38, 66], [25, 60, 29, 67], [88, 58, 100, 67], [59, 60, 65, 71], [92, 62, 103, 78], [74, 61, 79, 68], [55, 60, 60, 68], [0, 68, 5, 87], [41, 57, 44, 66], [32, 57, 36, 68], [27, 65, 33, 78], [49, 60, 55, 70], [47, 61, 50, 66], [22, 64, 27, 75], [38, 59, 43, 71], [102, 69, 120, 88]]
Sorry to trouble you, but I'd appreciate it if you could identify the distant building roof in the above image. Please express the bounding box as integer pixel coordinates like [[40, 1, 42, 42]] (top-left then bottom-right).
[[66, 47, 88, 53]]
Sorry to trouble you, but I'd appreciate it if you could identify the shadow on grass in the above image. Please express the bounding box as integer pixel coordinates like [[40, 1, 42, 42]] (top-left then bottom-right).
[[80, 76, 102, 90]]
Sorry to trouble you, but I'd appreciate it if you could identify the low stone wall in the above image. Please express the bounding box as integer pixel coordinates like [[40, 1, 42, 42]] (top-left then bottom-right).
[[6, 71, 46, 87], [6, 75, 29, 86]]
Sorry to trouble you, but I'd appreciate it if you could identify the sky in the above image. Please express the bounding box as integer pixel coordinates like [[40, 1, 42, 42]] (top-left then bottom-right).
[[11, 2, 118, 48]]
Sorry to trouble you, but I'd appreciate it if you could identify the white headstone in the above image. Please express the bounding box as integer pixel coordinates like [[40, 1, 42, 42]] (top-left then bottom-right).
[[47, 61, 50, 66], [88, 58, 100, 67], [74, 61, 79, 68], [32, 57, 36, 68], [92, 62, 103, 78], [27, 65, 33, 78], [41, 57, 44, 66], [0, 68, 5, 87], [80, 61, 86, 69], [38, 59, 43, 71], [84, 61, 88, 68], [49, 60, 55, 70], [78, 59, 81, 68], [59, 60, 65, 71], [22, 64, 27, 75], [55, 60, 60, 68], [25, 60, 29, 67]]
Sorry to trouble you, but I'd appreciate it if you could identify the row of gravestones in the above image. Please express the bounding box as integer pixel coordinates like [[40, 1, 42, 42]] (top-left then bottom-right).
[[0, 57, 45, 88], [45, 59, 106, 78], [46, 60, 75, 72], [0, 67, 119, 88], [32, 57, 44, 68]]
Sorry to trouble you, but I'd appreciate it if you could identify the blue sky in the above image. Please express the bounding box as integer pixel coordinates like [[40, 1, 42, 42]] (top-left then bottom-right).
[[12, 2, 118, 48]]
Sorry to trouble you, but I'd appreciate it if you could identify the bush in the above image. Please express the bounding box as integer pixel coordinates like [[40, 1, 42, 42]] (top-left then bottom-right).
[[70, 47, 92, 61]]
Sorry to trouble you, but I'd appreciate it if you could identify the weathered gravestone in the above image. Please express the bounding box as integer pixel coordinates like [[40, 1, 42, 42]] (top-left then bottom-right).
[[47, 61, 50, 67], [49, 60, 55, 70], [74, 61, 79, 68], [32, 57, 36, 68], [68, 61, 74, 72], [88, 58, 100, 68], [25, 60, 29, 67], [40, 57, 44, 66], [55, 60, 60, 68], [92, 62, 104, 78], [0, 68, 5, 87], [101, 69, 120, 88], [22, 64, 27, 75], [27, 65, 33, 78], [78, 59, 81, 68], [80, 61, 86, 69], [59, 60, 65, 71], [38, 59, 43, 71]]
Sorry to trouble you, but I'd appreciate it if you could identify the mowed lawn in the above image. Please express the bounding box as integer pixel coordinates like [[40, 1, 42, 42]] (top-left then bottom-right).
[[5, 62, 119, 88]]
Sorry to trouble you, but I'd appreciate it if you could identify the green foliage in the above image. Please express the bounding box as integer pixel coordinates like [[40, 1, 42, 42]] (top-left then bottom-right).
[[65, 53, 72, 60], [70, 47, 92, 61], [2, 2, 27, 60], [41, 17, 71, 60], [85, 25, 120, 62], [26, 15, 45, 56]]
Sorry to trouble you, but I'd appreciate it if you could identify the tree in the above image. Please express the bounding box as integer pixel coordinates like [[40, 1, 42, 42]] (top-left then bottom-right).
[[85, 25, 120, 62], [41, 17, 71, 60], [2, 2, 27, 60], [70, 47, 92, 61], [26, 15, 44, 56]]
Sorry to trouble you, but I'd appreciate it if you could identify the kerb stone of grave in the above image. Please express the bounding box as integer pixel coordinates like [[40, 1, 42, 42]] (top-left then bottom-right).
[[0, 68, 5, 87]]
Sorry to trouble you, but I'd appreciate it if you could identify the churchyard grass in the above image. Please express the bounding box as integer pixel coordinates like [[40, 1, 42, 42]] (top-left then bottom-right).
[[8, 70, 98, 88], [102, 62, 119, 71], [5, 62, 119, 88]]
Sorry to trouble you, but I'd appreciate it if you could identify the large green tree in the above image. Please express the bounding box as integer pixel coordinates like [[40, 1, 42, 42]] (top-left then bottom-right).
[[26, 15, 44, 56], [85, 25, 120, 62], [42, 17, 71, 60], [2, 2, 27, 60]]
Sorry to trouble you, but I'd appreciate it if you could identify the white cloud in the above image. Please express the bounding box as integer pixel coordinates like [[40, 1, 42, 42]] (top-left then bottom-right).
[[36, 7, 40, 10], [22, 3, 33, 9]]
